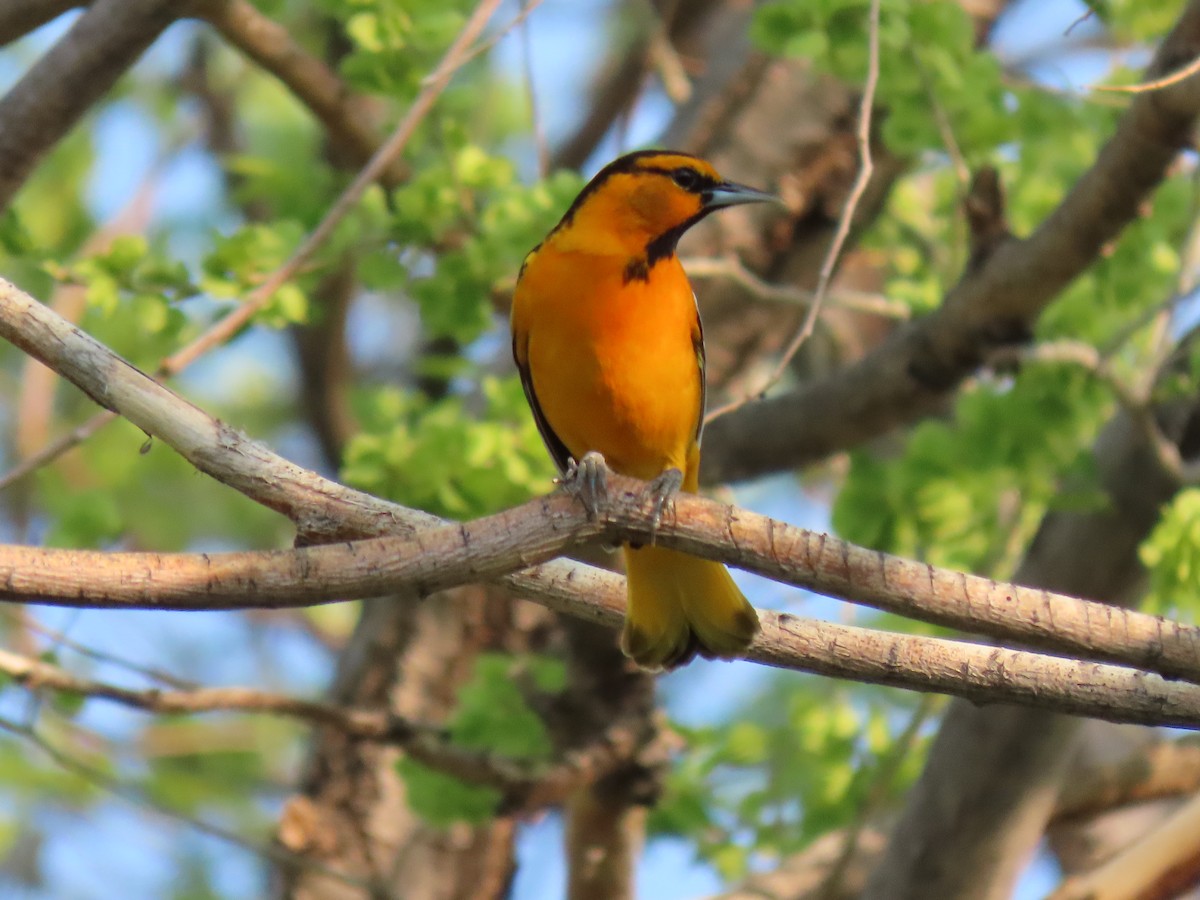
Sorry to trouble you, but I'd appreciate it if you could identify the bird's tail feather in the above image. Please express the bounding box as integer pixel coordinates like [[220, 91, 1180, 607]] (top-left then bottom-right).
[[620, 545, 759, 670]]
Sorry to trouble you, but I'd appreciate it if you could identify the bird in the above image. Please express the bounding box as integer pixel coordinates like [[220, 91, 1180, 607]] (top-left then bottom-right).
[[510, 149, 775, 669]]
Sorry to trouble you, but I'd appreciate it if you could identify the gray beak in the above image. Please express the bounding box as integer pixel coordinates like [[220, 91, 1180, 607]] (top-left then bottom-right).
[[705, 180, 780, 209]]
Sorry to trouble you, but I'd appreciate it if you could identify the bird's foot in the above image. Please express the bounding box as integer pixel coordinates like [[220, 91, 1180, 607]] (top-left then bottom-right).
[[560, 451, 609, 518], [644, 468, 683, 545]]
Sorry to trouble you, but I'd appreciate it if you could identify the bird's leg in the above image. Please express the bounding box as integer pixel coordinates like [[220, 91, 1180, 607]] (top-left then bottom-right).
[[560, 451, 609, 518], [644, 467, 684, 545]]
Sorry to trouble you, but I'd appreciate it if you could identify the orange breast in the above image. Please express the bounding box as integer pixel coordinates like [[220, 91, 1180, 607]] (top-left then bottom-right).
[[513, 249, 702, 482]]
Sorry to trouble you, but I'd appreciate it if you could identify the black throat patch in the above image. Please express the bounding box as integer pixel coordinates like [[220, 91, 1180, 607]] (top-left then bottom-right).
[[623, 256, 650, 283]]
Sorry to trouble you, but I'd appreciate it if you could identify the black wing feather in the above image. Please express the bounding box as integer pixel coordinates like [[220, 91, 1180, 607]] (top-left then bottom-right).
[[513, 333, 574, 475]]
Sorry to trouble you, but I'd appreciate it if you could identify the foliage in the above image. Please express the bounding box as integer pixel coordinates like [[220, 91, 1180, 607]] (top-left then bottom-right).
[[1141, 489, 1200, 617]]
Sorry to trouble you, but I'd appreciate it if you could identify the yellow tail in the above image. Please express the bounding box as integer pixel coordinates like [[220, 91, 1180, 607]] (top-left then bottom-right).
[[620, 545, 760, 670]]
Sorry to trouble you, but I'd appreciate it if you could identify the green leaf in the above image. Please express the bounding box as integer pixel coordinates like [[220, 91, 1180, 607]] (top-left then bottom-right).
[[395, 758, 500, 827]]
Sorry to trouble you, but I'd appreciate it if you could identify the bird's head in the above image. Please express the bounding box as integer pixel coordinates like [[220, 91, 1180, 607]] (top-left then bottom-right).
[[548, 150, 777, 262]]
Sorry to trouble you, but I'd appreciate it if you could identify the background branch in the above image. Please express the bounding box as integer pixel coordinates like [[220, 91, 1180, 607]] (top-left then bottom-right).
[[0, 0, 181, 214], [701, 0, 1200, 483]]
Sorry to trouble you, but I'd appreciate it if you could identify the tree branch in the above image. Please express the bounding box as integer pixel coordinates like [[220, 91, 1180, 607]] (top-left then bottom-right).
[[0, 0, 79, 48], [6, 277, 1200, 727], [0, 644, 647, 814], [701, 0, 1200, 483], [0, 0, 181, 213], [0, 0, 507, 494]]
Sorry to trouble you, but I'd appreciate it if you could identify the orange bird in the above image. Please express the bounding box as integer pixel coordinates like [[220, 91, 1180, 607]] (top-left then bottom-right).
[[511, 150, 774, 669]]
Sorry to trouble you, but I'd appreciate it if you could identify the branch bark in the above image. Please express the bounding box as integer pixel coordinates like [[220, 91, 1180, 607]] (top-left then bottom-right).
[[700, 0, 1200, 483], [7, 277, 1200, 729], [0, 0, 181, 213]]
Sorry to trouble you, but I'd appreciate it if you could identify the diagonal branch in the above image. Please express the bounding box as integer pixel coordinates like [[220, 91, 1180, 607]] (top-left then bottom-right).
[[701, 0, 1200, 483], [3, 521, 1200, 728], [0, 0, 181, 213], [0, 645, 646, 814], [0, 0, 506, 492], [5, 471, 1200, 694], [0, 0, 79, 47]]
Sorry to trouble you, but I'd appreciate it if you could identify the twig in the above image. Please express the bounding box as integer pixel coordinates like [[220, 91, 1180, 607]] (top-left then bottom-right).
[[767, 0, 881, 378], [0, 645, 652, 813], [911, 47, 969, 189], [192, 0, 406, 185], [0, 715, 376, 892], [0, 414, 111, 492], [8, 611, 197, 689], [699, 0, 1200, 484], [1065, 8, 1096, 38], [0, 0, 506, 493], [1092, 53, 1200, 94], [1013, 339, 1200, 483], [160, 0, 504, 377], [821, 696, 938, 898], [705, 0, 881, 423], [652, 25, 691, 103], [682, 255, 911, 320], [427, 0, 549, 81]]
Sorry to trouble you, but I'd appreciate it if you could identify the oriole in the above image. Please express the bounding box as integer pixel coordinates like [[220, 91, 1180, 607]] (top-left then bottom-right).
[[511, 150, 774, 669]]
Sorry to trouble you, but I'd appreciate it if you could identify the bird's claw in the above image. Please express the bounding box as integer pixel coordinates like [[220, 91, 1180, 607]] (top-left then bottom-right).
[[645, 468, 683, 545], [560, 451, 608, 518]]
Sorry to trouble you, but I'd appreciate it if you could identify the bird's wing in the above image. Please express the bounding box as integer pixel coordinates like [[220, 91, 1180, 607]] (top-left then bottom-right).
[[513, 332, 574, 475]]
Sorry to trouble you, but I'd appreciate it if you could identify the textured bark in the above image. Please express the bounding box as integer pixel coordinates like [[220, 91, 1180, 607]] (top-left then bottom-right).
[[559, 615, 660, 900], [275, 588, 550, 899]]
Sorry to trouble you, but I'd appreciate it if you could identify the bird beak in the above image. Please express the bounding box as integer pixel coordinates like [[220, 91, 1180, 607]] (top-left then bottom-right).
[[705, 180, 780, 209]]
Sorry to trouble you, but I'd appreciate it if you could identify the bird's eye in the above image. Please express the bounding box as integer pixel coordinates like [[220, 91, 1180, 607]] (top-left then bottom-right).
[[671, 168, 701, 191]]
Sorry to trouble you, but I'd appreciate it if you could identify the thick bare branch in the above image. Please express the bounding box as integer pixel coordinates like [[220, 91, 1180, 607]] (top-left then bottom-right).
[[1055, 737, 1200, 822], [701, 0, 1200, 482], [7, 277, 1200, 726], [5, 490, 1200, 727], [0, 0, 181, 213], [1050, 790, 1200, 900], [0, 0, 79, 47]]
